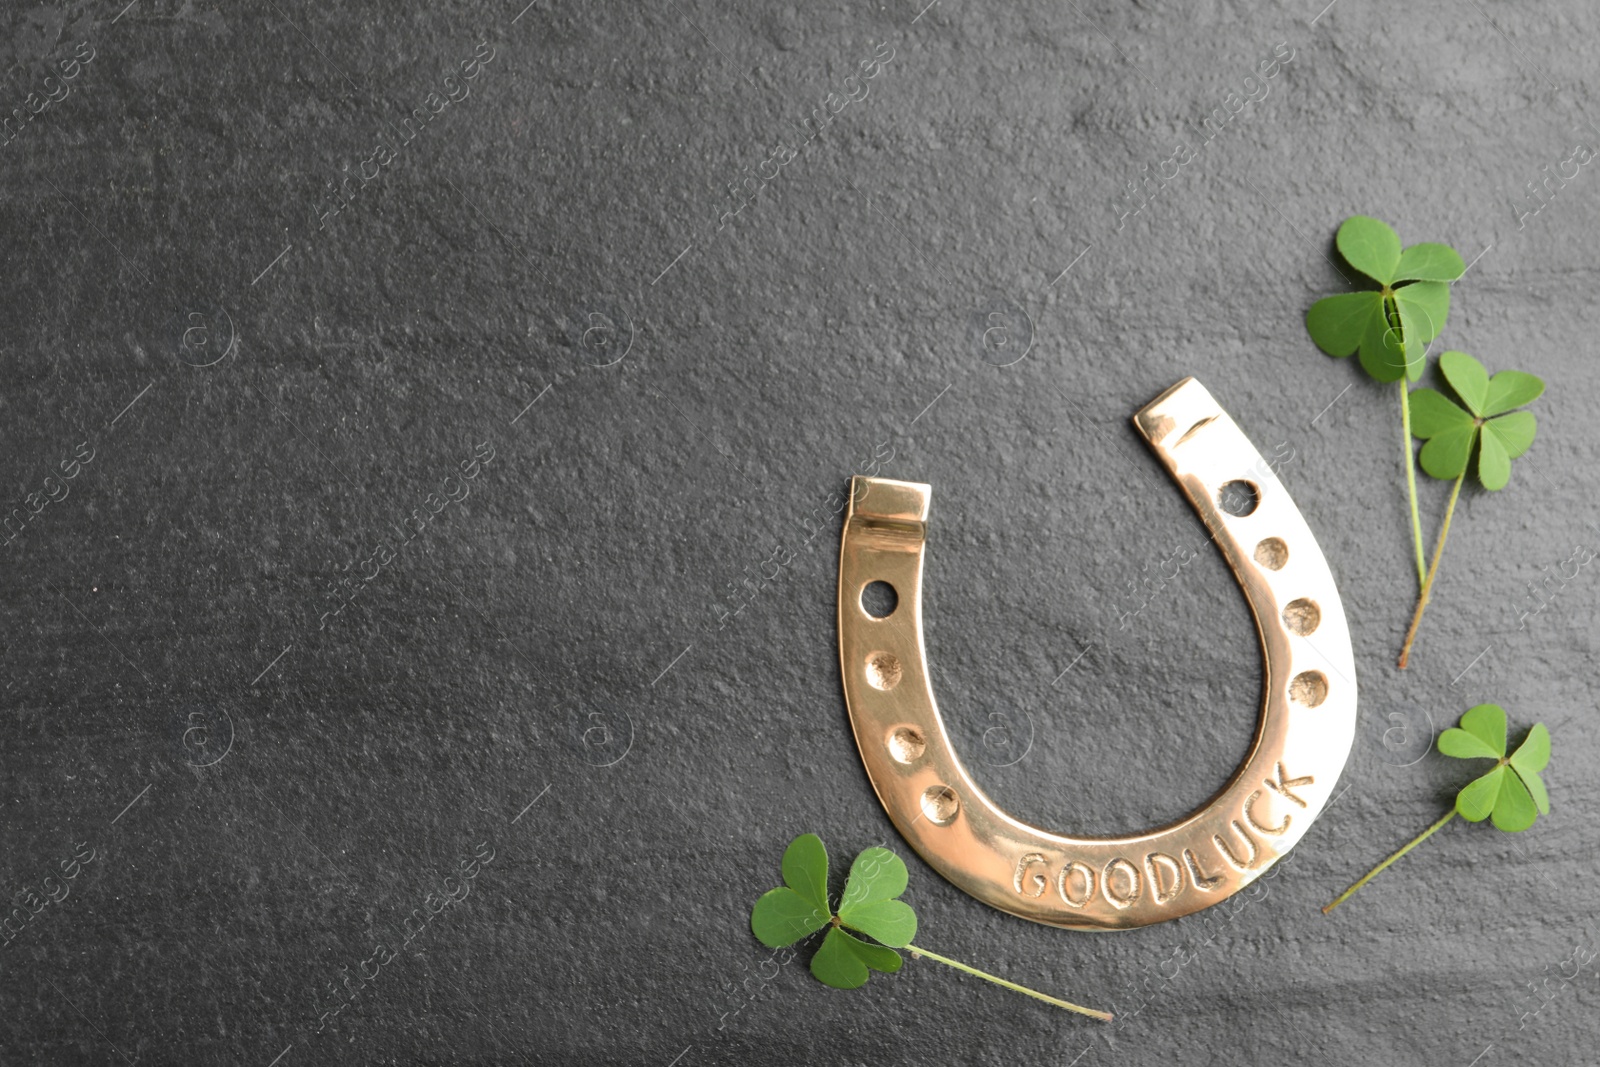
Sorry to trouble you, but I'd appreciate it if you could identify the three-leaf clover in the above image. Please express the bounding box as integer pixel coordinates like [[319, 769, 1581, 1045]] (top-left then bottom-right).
[[751, 833, 915, 989], [1409, 351, 1543, 490], [1304, 215, 1471, 618], [1397, 351, 1545, 666], [1439, 703, 1551, 832], [749, 833, 1110, 1019], [1305, 215, 1464, 383], [1325, 706, 1553, 913]]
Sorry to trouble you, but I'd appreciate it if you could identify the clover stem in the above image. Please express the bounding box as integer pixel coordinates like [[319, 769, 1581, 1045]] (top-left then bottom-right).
[[1397, 469, 1465, 668], [1322, 809, 1456, 913], [905, 943, 1112, 1022], [1398, 379, 1428, 588]]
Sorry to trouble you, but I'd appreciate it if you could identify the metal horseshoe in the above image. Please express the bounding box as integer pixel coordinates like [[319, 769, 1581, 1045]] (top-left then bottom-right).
[[836, 378, 1356, 931]]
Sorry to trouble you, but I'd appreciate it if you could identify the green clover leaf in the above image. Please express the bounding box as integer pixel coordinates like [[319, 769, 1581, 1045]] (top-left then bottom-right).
[[1306, 216, 1463, 383], [782, 831, 830, 914], [1303, 292, 1373, 359], [750, 834, 832, 949], [1326, 707, 1557, 912], [1439, 705, 1552, 832], [1509, 722, 1552, 815], [1436, 701, 1505, 759], [1392, 280, 1450, 349], [1394, 242, 1468, 282], [809, 928, 904, 989], [1408, 351, 1543, 490], [748, 834, 1110, 1019], [837, 848, 917, 948], [1356, 293, 1408, 382], [749, 835, 916, 989], [1335, 215, 1402, 283]]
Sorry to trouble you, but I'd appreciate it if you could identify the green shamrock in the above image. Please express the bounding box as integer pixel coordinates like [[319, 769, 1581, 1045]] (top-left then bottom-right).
[[1397, 351, 1544, 666], [750, 833, 1110, 1019], [1304, 215, 1469, 610], [1305, 215, 1464, 383], [1409, 351, 1543, 490], [1439, 703, 1551, 832], [1325, 706, 1553, 913], [750, 833, 915, 989]]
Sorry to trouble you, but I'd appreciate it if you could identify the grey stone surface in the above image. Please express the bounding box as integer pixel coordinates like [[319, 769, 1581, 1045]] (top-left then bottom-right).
[[1, 0, 1595, 1063]]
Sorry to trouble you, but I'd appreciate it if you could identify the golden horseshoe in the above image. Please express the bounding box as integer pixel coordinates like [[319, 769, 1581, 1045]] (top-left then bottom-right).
[[837, 378, 1356, 930]]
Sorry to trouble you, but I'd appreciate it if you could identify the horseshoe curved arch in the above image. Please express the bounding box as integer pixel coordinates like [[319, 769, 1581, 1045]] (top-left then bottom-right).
[[837, 378, 1357, 930]]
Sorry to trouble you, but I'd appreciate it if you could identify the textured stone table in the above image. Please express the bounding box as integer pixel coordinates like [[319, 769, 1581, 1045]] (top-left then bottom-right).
[[1, 0, 1594, 1063]]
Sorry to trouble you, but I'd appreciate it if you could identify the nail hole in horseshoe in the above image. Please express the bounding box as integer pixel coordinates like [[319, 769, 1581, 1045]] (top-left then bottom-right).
[[888, 726, 926, 764], [865, 652, 903, 691], [1254, 537, 1288, 570], [1219, 480, 1260, 517], [1282, 598, 1321, 636], [1289, 670, 1328, 708], [860, 580, 899, 619], [920, 785, 960, 825]]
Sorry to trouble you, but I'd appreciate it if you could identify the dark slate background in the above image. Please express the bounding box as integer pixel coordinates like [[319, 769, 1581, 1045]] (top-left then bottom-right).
[[2, 0, 1595, 1064]]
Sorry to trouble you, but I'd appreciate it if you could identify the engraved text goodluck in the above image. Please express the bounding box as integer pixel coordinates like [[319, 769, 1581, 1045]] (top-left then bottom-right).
[[1011, 763, 1313, 911]]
